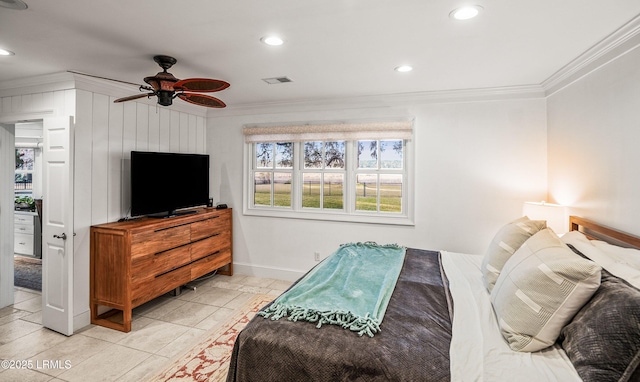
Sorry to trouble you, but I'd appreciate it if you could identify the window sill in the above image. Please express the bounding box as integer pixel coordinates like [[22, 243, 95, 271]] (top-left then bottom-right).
[[242, 207, 415, 226]]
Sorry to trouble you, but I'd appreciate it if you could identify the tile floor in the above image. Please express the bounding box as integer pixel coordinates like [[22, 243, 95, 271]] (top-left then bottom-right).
[[0, 273, 292, 381]]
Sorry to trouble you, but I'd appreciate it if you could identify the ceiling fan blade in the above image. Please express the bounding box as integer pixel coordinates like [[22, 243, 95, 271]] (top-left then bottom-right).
[[173, 78, 230, 92], [114, 93, 154, 103], [177, 93, 226, 108], [68, 70, 149, 88]]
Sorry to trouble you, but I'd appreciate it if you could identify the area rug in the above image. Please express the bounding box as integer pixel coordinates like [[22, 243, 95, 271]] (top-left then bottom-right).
[[151, 294, 274, 382], [14, 256, 42, 291]]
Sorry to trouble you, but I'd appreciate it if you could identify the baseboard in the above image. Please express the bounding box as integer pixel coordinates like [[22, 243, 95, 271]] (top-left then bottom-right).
[[232, 262, 305, 282], [73, 308, 91, 333]]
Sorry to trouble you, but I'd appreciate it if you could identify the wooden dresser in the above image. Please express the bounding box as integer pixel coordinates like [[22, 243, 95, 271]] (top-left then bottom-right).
[[90, 208, 232, 332]]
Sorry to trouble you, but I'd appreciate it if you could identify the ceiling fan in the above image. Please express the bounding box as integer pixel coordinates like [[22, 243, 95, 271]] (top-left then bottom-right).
[[70, 55, 230, 108]]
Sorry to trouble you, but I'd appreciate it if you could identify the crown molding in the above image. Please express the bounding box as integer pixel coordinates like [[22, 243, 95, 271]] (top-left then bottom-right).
[[209, 84, 545, 117], [542, 14, 640, 96], [0, 72, 76, 98]]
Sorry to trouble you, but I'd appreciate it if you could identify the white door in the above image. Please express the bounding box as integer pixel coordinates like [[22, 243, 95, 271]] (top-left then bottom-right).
[[41, 116, 74, 336]]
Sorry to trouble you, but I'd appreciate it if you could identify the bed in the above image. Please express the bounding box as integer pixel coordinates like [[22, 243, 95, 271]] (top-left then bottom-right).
[[226, 216, 640, 382]]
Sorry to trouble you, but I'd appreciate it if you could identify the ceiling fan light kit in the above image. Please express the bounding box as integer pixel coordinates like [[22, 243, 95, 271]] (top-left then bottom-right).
[[110, 55, 229, 108]]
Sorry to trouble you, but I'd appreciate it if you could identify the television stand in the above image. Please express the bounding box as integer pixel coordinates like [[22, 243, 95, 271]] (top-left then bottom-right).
[[90, 208, 233, 332]]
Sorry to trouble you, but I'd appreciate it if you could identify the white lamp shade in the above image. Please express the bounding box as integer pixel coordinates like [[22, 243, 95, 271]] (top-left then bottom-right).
[[522, 202, 568, 234]]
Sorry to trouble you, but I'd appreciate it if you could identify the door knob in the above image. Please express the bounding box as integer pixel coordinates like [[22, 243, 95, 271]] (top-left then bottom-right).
[[53, 233, 67, 240]]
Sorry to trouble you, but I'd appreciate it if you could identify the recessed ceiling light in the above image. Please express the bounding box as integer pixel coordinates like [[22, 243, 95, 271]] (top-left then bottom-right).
[[450, 5, 483, 20], [0, 0, 28, 10], [395, 65, 413, 73], [261, 36, 284, 46], [0, 48, 15, 56]]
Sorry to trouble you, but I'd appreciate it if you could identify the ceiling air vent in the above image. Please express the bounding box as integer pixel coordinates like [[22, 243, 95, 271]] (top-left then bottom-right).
[[262, 76, 293, 84]]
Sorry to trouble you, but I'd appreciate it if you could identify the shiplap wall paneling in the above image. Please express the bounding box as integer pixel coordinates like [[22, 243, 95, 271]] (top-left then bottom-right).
[[196, 116, 206, 154], [170, 111, 180, 153], [136, 103, 149, 152], [148, 106, 160, 152], [179, 113, 189, 152], [159, 108, 171, 152], [122, 102, 137, 218], [188, 114, 197, 153], [91, 93, 109, 226], [107, 99, 124, 222]]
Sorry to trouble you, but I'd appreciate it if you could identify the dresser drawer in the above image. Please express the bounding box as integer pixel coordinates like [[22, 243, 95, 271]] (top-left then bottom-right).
[[191, 249, 232, 279], [14, 214, 33, 225], [15, 222, 34, 235], [131, 265, 191, 307], [191, 213, 230, 241], [190, 231, 230, 262], [131, 245, 192, 283], [131, 225, 191, 258], [14, 233, 34, 255]]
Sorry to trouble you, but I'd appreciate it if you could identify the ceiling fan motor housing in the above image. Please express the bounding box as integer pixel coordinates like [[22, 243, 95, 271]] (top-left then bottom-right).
[[156, 90, 175, 106]]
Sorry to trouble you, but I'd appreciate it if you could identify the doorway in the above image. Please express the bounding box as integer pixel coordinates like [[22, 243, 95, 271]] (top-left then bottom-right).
[[1, 115, 75, 336], [14, 122, 44, 293]]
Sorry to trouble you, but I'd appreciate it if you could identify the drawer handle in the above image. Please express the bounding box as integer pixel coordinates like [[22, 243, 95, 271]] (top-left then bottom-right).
[[18, 242, 26, 245], [19, 228, 26, 231]]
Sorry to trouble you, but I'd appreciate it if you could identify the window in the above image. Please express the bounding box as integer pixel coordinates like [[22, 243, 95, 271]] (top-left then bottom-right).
[[15, 148, 35, 194], [243, 120, 414, 225], [302, 141, 345, 210], [254, 142, 293, 207], [356, 140, 403, 213]]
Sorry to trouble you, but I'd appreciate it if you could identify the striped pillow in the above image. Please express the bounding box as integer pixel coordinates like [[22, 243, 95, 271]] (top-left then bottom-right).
[[490, 228, 602, 352], [482, 217, 547, 293]]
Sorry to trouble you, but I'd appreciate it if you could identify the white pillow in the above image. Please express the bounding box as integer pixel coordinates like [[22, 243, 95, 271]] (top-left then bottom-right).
[[490, 228, 602, 352], [562, 230, 640, 289], [482, 217, 547, 293]]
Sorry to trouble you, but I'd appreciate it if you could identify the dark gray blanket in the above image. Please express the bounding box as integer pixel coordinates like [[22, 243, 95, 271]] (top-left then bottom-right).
[[226, 249, 453, 382]]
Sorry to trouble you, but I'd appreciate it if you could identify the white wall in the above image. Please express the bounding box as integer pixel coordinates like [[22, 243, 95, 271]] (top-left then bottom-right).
[[208, 97, 548, 280], [547, 45, 640, 236]]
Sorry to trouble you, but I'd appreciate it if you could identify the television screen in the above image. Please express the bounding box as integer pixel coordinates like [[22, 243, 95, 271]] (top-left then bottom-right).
[[130, 151, 209, 217]]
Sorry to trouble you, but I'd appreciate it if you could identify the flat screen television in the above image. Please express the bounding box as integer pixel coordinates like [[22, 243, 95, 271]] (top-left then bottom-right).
[[130, 151, 209, 218]]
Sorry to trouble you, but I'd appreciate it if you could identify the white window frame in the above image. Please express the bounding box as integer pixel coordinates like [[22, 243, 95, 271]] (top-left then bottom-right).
[[242, 121, 415, 226]]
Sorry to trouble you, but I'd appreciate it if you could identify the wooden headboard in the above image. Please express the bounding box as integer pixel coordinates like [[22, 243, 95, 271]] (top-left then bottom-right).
[[569, 216, 640, 250]]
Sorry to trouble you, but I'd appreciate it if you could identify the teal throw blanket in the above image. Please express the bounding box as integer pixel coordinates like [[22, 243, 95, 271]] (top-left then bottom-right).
[[259, 242, 406, 337]]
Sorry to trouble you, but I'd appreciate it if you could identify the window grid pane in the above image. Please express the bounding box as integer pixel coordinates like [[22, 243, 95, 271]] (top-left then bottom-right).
[[323, 173, 344, 210], [324, 141, 345, 169], [276, 142, 293, 168], [256, 143, 274, 168], [302, 173, 321, 208], [304, 141, 323, 169], [380, 140, 403, 169], [357, 140, 378, 169], [254, 172, 272, 206], [355, 173, 378, 211], [274, 172, 292, 207], [380, 174, 402, 213]]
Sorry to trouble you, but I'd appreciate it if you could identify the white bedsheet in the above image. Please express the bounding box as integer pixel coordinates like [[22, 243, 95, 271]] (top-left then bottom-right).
[[440, 251, 582, 382]]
